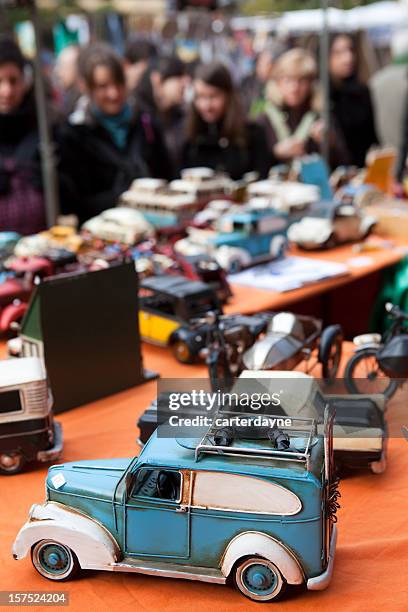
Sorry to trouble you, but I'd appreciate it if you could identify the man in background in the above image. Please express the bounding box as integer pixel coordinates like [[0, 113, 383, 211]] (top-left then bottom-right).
[[370, 27, 408, 152], [124, 35, 157, 96]]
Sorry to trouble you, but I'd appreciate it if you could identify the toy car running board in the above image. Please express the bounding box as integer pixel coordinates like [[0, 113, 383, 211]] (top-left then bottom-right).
[[109, 558, 226, 584]]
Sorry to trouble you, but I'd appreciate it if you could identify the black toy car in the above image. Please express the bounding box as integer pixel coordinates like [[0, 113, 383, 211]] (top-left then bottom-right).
[[139, 275, 266, 363]]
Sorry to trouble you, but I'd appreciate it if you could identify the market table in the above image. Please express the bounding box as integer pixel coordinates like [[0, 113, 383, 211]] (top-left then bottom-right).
[[225, 239, 408, 338], [1, 341, 407, 612]]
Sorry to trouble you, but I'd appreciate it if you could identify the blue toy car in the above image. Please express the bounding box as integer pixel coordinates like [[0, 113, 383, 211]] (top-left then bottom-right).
[[13, 413, 338, 602], [175, 205, 288, 274]]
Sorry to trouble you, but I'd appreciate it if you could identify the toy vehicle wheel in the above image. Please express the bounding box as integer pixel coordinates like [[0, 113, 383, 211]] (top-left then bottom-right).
[[344, 347, 399, 398], [234, 556, 286, 602], [31, 540, 79, 581], [269, 235, 287, 259], [319, 324, 343, 383], [0, 451, 26, 475], [171, 340, 193, 364], [228, 259, 242, 274], [209, 354, 233, 392]]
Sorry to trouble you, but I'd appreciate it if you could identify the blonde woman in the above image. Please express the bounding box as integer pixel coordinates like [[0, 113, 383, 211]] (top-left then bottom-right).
[[258, 48, 349, 169]]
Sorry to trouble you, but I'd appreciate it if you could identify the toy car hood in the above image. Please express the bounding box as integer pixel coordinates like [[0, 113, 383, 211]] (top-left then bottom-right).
[[287, 217, 333, 246], [46, 458, 130, 501]]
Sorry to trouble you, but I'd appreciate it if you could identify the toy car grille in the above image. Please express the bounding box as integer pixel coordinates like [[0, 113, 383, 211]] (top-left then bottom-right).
[[23, 381, 48, 412]]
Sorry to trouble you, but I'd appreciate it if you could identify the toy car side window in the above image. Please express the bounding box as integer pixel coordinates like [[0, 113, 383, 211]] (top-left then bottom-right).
[[141, 291, 176, 316], [0, 390, 23, 414], [131, 468, 182, 503]]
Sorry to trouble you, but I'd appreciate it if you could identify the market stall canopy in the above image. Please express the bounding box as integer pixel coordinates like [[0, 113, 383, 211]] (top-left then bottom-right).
[[37, 0, 166, 13], [231, 1, 408, 34]]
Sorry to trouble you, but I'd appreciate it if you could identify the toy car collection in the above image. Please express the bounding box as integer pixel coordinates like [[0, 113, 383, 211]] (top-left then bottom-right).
[[243, 312, 343, 383], [345, 302, 408, 398], [2, 158, 401, 606], [0, 357, 62, 475], [13, 411, 338, 603]]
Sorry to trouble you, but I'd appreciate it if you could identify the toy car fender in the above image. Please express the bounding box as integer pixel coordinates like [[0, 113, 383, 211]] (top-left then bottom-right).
[[215, 246, 251, 273], [12, 501, 120, 570], [0, 301, 28, 333], [221, 531, 304, 585]]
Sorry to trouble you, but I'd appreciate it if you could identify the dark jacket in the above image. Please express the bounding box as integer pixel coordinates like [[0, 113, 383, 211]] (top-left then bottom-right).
[[257, 100, 350, 170], [58, 101, 173, 223], [330, 77, 378, 168], [181, 120, 272, 181], [133, 72, 186, 173], [0, 90, 47, 235]]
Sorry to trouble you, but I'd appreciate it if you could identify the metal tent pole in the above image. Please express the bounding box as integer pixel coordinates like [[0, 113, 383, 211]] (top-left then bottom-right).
[[30, 0, 59, 227], [320, 0, 330, 166]]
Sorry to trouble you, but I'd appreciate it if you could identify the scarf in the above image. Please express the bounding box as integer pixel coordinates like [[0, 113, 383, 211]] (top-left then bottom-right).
[[92, 103, 132, 150]]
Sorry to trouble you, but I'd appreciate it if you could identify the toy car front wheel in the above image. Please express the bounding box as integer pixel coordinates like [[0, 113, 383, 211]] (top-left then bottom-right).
[[319, 324, 343, 383], [234, 557, 286, 602], [0, 451, 26, 475], [31, 540, 79, 581], [344, 347, 398, 398], [171, 340, 193, 364]]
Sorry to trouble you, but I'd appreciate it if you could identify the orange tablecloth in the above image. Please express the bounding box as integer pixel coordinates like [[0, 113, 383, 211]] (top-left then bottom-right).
[[225, 240, 407, 314], [1, 342, 408, 611]]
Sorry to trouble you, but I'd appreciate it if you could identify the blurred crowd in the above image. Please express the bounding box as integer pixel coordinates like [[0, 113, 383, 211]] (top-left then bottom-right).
[[1, 30, 408, 234]]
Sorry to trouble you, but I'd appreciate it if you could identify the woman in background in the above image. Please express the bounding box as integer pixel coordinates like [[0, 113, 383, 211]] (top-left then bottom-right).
[[181, 62, 271, 180], [0, 36, 49, 234], [134, 55, 188, 171], [329, 33, 378, 168], [258, 48, 349, 170], [59, 43, 172, 224]]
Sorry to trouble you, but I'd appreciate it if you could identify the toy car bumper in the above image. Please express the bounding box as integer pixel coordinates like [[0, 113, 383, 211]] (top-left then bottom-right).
[[36, 422, 63, 463], [307, 524, 337, 591], [370, 434, 388, 474]]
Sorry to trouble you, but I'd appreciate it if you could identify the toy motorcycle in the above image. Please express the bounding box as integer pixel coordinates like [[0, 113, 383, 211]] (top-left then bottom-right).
[[345, 302, 408, 398], [193, 311, 254, 391]]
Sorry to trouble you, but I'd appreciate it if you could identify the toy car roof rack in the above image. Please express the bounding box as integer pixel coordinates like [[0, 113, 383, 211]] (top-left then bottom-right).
[[194, 413, 318, 470]]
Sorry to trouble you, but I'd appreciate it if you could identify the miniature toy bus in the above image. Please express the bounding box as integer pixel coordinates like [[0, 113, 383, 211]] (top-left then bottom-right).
[[0, 357, 62, 474]]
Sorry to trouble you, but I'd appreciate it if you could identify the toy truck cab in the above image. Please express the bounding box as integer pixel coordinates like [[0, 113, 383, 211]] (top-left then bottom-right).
[[0, 357, 62, 474], [13, 414, 338, 603]]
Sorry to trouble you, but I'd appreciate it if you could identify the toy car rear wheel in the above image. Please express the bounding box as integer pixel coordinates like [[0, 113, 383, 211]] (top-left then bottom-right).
[[344, 347, 398, 398], [234, 556, 286, 602], [171, 340, 193, 364], [0, 451, 26, 475], [269, 235, 287, 259], [319, 324, 343, 383], [31, 540, 79, 581]]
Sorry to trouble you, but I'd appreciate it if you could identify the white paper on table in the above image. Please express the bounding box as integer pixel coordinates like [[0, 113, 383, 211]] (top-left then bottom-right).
[[228, 256, 349, 292]]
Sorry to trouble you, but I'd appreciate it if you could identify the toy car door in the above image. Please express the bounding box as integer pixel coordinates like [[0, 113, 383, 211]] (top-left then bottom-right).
[[125, 467, 190, 558]]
